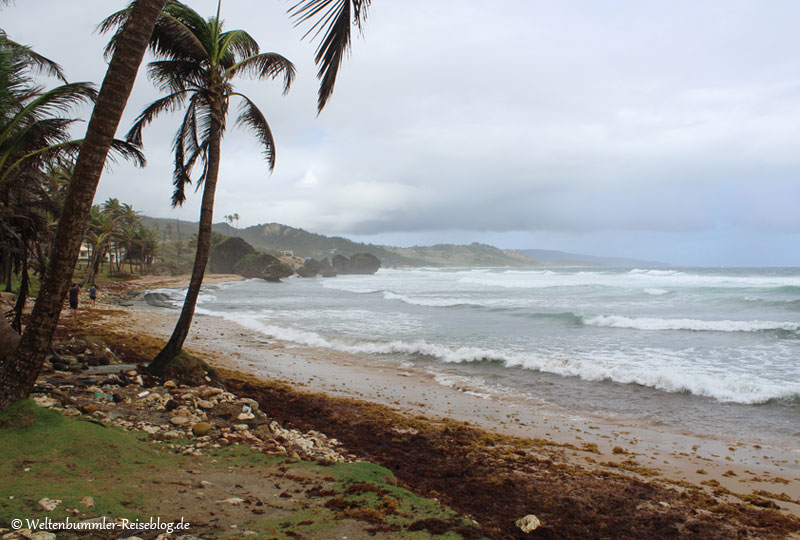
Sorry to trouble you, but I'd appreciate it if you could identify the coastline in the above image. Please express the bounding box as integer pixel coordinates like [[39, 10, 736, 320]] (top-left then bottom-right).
[[79, 274, 800, 521]]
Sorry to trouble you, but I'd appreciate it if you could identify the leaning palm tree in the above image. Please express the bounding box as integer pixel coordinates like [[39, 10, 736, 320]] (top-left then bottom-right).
[[0, 0, 165, 410], [102, 0, 295, 374], [0, 0, 365, 409]]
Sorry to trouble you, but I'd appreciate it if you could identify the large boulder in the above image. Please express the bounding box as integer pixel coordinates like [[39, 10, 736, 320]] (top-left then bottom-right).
[[234, 253, 293, 282], [296, 258, 321, 278], [332, 253, 381, 275], [209, 237, 255, 274], [297, 257, 340, 278], [320, 258, 337, 277]]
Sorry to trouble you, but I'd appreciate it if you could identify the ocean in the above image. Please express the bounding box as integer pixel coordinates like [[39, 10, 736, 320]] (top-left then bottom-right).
[[149, 267, 800, 450]]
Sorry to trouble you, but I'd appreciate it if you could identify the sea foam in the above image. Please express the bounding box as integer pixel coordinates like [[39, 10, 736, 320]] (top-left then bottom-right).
[[583, 315, 800, 333], [206, 310, 799, 405]]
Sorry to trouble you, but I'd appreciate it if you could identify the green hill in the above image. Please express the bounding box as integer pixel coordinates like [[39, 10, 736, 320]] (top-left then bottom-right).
[[236, 223, 536, 267], [140, 217, 536, 268]]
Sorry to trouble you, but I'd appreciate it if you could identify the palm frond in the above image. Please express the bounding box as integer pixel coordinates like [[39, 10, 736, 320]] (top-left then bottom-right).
[[126, 91, 188, 146], [0, 32, 67, 82], [147, 60, 204, 92], [108, 139, 146, 168], [100, 0, 208, 62], [0, 82, 96, 143], [289, 0, 370, 111], [171, 93, 212, 206], [150, 11, 208, 61], [177, 94, 202, 161], [219, 30, 259, 65], [232, 93, 276, 172], [227, 53, 295, 94], [97, 3, 136, 60]]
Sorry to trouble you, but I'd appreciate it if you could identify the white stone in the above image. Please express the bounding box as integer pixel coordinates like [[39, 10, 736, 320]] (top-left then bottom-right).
[[515, 514, 541, 533], [37, 498, 61, 511], [200, 387, 223, 398], [237, 398, 259, 410], [32, 395, 58, 408], [217, 497, 245, 505], [196, 399, 214, 410]]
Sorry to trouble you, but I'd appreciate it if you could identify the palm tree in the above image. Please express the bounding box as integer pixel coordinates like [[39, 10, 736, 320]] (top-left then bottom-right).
[[101, 0, 295, 374], [0, 0, 166, 410], [232, 212, 239, 235], [0, 32, 145, 330], [0, 0, 366, 409], [137, 226, 159, 271], [84, 205, 121, 283]]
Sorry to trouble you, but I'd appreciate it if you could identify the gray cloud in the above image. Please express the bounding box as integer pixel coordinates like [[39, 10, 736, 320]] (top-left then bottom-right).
[[5, 0, 800, 265]]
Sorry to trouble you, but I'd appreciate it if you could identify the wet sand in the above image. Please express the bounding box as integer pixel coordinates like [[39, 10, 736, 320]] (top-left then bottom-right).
[[85, 275, 800, 519]]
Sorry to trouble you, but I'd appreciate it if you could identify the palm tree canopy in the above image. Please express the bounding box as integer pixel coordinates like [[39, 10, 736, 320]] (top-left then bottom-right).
[[100, 0, 295, 207], [0, 32, 145, 186]]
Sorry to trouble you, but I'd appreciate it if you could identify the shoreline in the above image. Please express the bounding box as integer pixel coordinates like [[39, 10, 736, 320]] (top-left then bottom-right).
[[80, 275, 800, 518]]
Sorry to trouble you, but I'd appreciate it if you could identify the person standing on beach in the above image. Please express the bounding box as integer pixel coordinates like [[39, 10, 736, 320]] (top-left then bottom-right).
[[89, 284, 98, 307], [68, 283, 81, 315]]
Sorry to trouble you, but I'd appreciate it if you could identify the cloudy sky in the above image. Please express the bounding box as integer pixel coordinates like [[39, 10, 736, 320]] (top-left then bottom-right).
[[6, 0, 800, 266]]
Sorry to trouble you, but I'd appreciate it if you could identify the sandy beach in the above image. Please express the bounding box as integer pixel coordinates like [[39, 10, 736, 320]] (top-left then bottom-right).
[[75, 274, 800, 526]]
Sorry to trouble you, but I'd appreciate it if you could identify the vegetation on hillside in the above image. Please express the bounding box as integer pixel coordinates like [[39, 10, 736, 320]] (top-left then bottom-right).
[[232, 222, 536, 268]]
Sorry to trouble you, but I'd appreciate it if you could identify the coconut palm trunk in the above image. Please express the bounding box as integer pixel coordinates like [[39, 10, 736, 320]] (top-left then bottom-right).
[[149, 104, 222, 373], [0, 0, 167, 409]]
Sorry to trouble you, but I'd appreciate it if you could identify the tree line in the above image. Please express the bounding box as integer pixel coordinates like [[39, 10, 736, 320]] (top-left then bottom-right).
[[0, 0, 369, 409]]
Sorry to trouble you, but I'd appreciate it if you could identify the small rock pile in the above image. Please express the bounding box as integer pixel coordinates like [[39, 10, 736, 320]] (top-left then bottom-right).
[[45, 337, 120, 372], [32, 368, 353, 464]]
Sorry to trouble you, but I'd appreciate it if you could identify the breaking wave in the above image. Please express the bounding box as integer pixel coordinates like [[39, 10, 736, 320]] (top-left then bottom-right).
[[211, 311, 800, 405], [583, 315, 800, 333]]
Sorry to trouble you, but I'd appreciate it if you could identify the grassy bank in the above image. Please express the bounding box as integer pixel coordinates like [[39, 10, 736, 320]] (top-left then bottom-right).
[[0, 400, 481, 539]]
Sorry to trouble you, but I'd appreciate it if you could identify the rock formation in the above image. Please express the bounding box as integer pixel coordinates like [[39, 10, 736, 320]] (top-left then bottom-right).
[[331, 253, 381, 275], [296, 258, 322, 278], [210, 237, 293, 281], [209, 237, 255, 274], [233, 253, 293, 282]]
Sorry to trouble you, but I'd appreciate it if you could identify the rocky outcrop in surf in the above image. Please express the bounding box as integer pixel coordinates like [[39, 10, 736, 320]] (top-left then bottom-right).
[[143, 291, 179, 309], [332, 253, 381, 275], [234, 253, 293, 282], [209, 237, 293, 282], [209, 237, 254, 274], [296, 253, 380, 278]]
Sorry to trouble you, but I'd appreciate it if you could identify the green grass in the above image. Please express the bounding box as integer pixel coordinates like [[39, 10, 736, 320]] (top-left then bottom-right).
[[0, 400, 176, 525], [0, 401, 482, 539]]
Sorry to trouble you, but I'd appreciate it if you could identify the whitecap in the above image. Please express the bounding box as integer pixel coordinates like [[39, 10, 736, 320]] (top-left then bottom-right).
[[583, 315, 800, 333]]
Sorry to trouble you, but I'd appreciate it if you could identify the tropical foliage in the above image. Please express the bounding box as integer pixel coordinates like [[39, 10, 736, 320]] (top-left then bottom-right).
[[0, 0, 367, 408], [83, 198, 158, 283], [223, 213, 239, 235], [0, 30, 148, 333], [101, 0, 296, 372]]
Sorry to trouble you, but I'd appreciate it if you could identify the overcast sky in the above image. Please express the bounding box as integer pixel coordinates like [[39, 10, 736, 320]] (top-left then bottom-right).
[[6, 0, 800, 266]]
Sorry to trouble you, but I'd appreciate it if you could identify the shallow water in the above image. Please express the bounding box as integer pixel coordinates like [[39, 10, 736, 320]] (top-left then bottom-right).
[[151, 266, 800, 449]]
